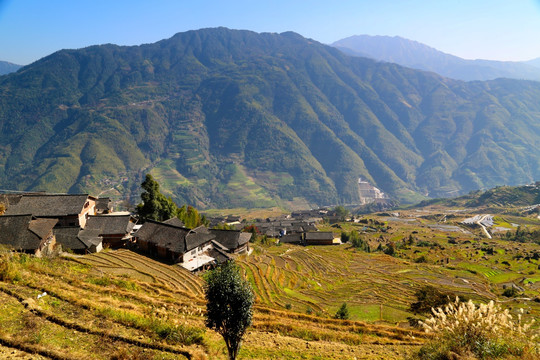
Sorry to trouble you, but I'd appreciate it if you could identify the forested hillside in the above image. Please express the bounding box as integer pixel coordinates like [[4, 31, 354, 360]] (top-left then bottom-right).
[[0, 28, 539, 208]]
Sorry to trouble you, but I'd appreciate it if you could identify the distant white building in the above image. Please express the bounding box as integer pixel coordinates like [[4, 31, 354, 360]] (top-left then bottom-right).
[[358, 178, 388, 204]]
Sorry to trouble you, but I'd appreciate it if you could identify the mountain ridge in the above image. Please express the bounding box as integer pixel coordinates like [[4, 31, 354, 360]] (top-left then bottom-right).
[[0, 28, 539, 209], [332, 34, 540, 81]]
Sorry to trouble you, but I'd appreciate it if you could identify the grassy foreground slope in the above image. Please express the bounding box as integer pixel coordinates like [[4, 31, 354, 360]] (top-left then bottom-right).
[[0, 248, 425, 360]]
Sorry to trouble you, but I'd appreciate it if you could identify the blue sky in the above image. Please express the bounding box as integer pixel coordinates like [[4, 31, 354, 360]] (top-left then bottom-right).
[[1, 0, 540, 65]]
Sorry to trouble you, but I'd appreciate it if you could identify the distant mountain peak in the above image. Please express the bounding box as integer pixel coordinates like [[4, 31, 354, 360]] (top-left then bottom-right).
[[332, 34, 540, 81], [0, 60, 23, 75]]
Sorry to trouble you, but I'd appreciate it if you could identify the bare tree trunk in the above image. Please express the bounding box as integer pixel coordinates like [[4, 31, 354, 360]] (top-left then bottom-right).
[[226, 340, 241, 360]]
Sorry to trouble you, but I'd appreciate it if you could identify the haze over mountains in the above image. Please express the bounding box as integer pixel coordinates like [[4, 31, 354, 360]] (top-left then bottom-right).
[[0, 61, 22, 75], [0, 28, 539, 209], [332, 35, 540, 82]]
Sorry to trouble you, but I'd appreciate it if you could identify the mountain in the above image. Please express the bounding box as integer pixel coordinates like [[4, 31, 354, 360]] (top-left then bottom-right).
[[416, 182, 540, 210], [0, 61, 22, 75], [0, 28, 539, 209], [525, 57, 540, 69], [332, 35, 540, 82]]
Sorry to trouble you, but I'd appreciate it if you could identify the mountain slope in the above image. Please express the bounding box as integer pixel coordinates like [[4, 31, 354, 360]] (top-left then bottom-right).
[[0, 61, 22, 75], [332, 35, 540, 81], [0, 28, 539, 208]]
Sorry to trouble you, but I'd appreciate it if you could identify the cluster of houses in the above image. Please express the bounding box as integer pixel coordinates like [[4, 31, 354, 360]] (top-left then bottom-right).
[[0, 193, 249, 272], [0, 193, 343, 272], [217, 209, 341, 246]]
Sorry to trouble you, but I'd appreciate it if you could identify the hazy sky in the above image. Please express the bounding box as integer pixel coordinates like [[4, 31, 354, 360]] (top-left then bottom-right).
[[2, 0, 540, 65]]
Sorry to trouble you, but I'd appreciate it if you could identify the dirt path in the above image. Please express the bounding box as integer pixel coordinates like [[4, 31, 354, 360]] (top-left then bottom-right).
[[477, 214, 492, 239]]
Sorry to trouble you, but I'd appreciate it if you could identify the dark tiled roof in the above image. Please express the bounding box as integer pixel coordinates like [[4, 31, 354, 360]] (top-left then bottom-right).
[[208, 247, 231, 264], [280, 234, 303, 243], [209, 229, 251, 251], [28, 218, 58, 238], [85, 215, 135, 234], [185, 232, 215, 250], [0, 215, 53, 251], [54, 226, 102, 251], [163, 217, 184, 227], [53, 227, 88, 251], [4, 194, 93, 217], [78, 229, 104, 247], [135, 220, 214, 253], [305, 232, 334, 240], [96, 198, 111, 212]]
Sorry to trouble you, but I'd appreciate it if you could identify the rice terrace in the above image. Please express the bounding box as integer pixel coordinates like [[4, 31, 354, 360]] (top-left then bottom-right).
[[1, 184, 540, 358]]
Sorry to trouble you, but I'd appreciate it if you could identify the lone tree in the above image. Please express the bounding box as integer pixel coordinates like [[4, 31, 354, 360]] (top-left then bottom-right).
[[136, 174, 178, 222], [136, 174, 207, 227], [335, 302, 349, 320], [204, 261, 254, 360]]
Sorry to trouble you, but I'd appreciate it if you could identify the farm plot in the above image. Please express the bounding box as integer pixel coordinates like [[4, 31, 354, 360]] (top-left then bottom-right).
[[77, 249, 204, 297], [237, 244, 499, 323]]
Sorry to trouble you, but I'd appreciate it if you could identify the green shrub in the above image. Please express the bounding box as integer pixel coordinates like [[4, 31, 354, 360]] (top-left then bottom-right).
[[410, 286, 457, 314], [335, 303, 349, 320], [502, 286, 519, 298]]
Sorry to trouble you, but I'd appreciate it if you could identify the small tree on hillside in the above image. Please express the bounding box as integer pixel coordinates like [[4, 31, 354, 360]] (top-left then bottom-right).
[[136, 174, 178, 221], [204, 261, 254, 360], [334, 205, 349, 221], [136, 174, 207, 226], [335, 302, 349, 320]]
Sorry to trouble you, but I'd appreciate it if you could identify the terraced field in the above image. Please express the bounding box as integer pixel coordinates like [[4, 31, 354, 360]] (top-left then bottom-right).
[[78, 249, 204, 298], [0, 249, 427, 359], [237, 244, 496, 323]]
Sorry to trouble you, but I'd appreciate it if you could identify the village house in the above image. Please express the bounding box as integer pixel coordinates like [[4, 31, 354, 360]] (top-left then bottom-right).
[[95, 197, 113, 214], [3, 194, 97, 228], [304, 231, 339, 245], [0, 215, 58, 256], [53, 226, 103, 254], [279, 233, 303, 245], [134, 220, 217, 272], [209, 229, 251, 253], [83, 215, 136, 248]]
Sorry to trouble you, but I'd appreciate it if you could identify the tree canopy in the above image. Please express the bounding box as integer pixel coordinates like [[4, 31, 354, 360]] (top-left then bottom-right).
[[204, 261, 254, 360], [136, 174, 207, 227]]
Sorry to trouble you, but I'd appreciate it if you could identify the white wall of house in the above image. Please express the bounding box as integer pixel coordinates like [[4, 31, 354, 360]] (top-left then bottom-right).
[[78, 199, 96, 228], [182, 241, 213, 263]]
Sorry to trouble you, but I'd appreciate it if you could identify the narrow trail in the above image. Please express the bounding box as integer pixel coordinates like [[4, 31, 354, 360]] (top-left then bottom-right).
[[477, 214, 492, 239]]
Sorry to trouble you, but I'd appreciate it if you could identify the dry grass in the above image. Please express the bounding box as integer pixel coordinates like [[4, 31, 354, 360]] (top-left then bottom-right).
[[417, 298, 539, 359]]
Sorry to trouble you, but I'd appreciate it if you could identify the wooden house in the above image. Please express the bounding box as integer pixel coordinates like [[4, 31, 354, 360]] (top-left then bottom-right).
[[279, 233, 303, 245], [134, 220, 216, 271], [83, 215, 136, 248], [304, 232, 337, 245], [209, 229, 251, 254], [3, 194, 97, 228], [0, 215, 58, 256], [53, 227, 103, 254], [95, 198, 112, 214]]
